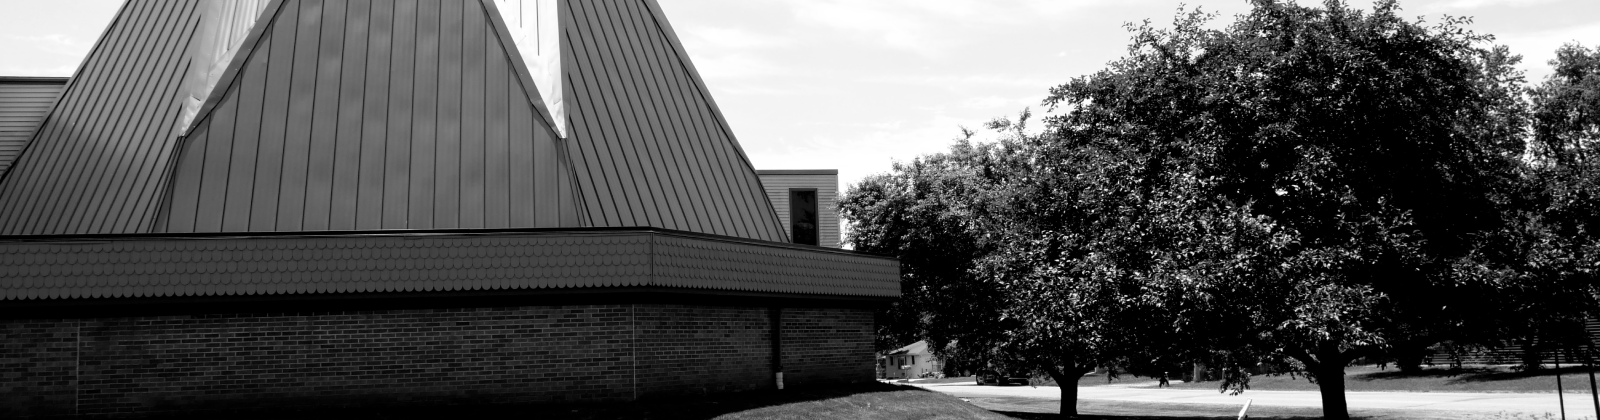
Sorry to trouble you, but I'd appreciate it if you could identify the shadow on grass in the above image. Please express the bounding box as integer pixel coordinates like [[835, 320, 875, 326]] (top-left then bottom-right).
[[1449, 366, 1600, 383], [1354, 366, 1500, 380], [137, 382, 931, 420], [1351, 365, 1600, 384]]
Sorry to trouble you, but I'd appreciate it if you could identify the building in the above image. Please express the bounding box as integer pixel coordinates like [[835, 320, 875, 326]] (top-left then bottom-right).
[[0, 77, 66, 179], [879, 340, 942, 379], [0, 1, 898, 417], [756, 169, 841, 249]]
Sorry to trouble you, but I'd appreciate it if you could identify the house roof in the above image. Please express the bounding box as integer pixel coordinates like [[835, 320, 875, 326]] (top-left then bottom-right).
[[0, 0, 789, 243], [887, 340, 930, 356]]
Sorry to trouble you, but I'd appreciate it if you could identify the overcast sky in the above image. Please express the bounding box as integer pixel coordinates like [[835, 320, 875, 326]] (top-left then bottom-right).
[[2, 0, 1596, 191]]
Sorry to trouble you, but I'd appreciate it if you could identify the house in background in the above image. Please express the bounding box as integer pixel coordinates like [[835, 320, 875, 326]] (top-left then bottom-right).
[[756, 169, 840, 248], [880, 340, 942, 379]]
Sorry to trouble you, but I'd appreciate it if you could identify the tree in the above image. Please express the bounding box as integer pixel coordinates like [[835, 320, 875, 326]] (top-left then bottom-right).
[[846, 1, 1558, 419], [1040, 1, 1538, 418], [843, 111, 1208, 417], [1524, 42, 1600, 363]]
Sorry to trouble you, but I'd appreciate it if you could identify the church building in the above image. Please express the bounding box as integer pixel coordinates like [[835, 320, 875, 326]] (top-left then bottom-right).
[[0, 1, 897, 417]]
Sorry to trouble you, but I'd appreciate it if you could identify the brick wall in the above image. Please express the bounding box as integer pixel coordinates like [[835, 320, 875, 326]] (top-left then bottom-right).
[[0, 303, 876, 417], [634, 305, 771, 397], [782, 307, 875, 387], [1, 319, 76, 417]]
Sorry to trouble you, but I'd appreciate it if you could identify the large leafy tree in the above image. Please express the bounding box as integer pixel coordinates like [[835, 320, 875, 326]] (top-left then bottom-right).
[[1040, 1, 1536, 418], [1044, 1, 1534, 418], [1524, 42, 1600, 358], [842, 112, 1222, 417], [845, 1, 1553, 419]]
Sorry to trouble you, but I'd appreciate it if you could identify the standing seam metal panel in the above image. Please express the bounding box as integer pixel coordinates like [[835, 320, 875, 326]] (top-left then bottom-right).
[[596, 0, 694, 233], [156, 0, 562, 233], [0, 0, 203, 235], [567, 1, 646, 228], [560, 0, 788, 242], [251, 6, 300, 231], [640, 0, 789, 242], [592, 0, 689, 232], [355, 0, 394, 230], [433, 0, 463, 228], [0, 1, 132, 233], [407, 0, 440, 229], [21, 0, 168, 234], [612, 0, 719, 236], [459, 1, 488, 229], [615, 0, 731, 237], [382, 0, 418, 229], [74, 1, 200, 234]]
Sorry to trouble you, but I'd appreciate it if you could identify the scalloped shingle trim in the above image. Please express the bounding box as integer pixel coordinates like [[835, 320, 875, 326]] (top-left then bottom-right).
[[0, 231, 898, 300]]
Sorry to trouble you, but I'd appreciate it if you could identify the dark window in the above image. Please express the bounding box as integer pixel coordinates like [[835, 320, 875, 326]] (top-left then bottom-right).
[[789, 189, 818, 245]]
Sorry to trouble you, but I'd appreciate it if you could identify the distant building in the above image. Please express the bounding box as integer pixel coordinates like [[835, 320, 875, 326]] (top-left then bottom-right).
[[880, 340, 943, 379], [756, 169, 841, 248], [0, 1, 897, 417], [0, 77, 66, 179]]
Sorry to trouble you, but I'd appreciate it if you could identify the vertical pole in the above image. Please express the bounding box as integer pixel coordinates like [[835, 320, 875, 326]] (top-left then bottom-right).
[[1587, 342, 1598, 419], [1558, 351, 1567, 420]]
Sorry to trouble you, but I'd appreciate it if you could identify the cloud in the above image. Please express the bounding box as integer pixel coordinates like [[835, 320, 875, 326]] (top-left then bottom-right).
[[5, 34, 90, 57], [682, 26, 796, 50], [690, 54, 789, 80], [1414, 0, 1561, 12], [863, 73, 1060, 91], [1494, 22, 1600, 82]]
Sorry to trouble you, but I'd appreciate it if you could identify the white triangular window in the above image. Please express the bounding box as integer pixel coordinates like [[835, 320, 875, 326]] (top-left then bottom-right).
[[176, 0, 275, 135], [495, 0, 566, 138]]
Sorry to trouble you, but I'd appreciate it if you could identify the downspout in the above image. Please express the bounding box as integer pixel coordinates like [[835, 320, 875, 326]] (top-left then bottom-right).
[[771, 306, 783, 390]]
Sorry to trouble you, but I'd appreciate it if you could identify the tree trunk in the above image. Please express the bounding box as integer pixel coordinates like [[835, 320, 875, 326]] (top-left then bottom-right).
[[1059, 380, 1079, 418], [1043, 363, 1090, 418], [1314, 355, 1351, 420]]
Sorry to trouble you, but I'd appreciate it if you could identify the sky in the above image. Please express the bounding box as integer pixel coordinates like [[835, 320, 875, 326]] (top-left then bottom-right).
[[2, 0, 1597, 193]]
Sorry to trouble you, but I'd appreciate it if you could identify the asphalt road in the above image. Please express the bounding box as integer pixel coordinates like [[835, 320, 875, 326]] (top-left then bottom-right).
[[908, 380, 1600, 418]]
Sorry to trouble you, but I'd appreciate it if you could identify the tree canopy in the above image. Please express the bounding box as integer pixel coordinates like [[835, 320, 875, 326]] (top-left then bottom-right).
[[841, 1, 1595, 419]]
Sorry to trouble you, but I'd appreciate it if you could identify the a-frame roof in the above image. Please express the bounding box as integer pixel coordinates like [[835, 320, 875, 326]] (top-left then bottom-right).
[[0, 0, 789, 243], [0, 0, 202, 235], [560, 0, 788, 242]]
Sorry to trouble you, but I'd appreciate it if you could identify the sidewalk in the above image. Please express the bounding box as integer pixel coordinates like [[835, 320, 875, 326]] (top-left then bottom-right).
[[910, 381, 1600, 418]]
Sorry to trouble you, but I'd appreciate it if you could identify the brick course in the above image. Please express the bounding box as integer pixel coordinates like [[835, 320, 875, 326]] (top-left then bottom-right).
[[0, 303, 875, 417]]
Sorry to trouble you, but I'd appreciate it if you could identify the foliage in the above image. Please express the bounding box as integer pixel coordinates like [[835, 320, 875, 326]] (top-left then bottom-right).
[[843, 1, 1594, 419], [1523, 42, 1600, 356]]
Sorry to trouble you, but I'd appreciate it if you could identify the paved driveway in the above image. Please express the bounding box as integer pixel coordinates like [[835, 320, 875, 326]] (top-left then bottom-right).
[[908, 381, 1599, 418]]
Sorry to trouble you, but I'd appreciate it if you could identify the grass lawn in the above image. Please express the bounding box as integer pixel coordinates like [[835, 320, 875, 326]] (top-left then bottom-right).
[[146, 380, 1577, 420], [971, 365, 1600, 394], [155, 382, 1013, 420], [1152, 365, 1600, 393]]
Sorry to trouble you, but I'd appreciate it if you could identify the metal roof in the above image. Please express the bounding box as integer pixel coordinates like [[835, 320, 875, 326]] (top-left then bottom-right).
[[156, 0, 581, 232], [0, 228, 900, 301], [0, 0, 793, 244], [560, 0, 789, 242], [0, 0, 203, 235]]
